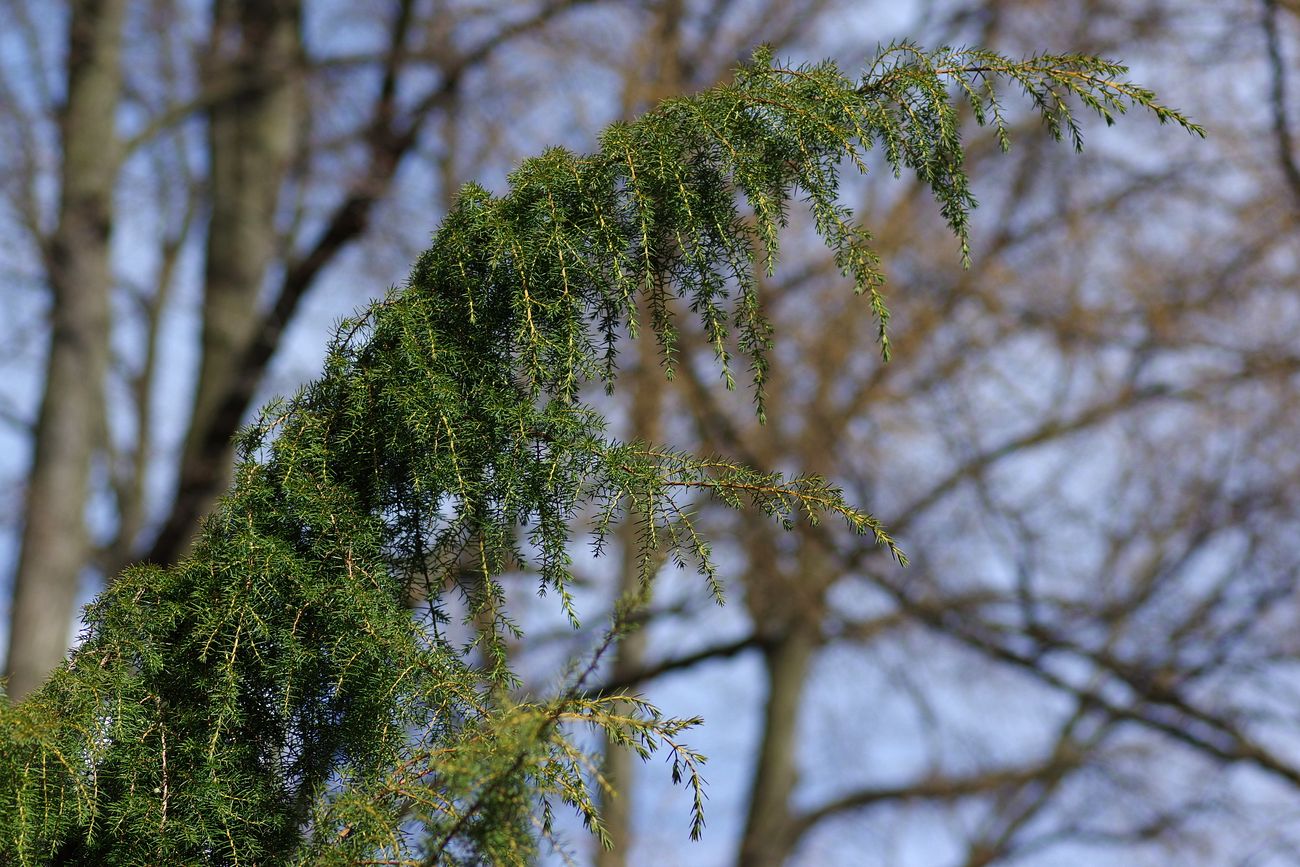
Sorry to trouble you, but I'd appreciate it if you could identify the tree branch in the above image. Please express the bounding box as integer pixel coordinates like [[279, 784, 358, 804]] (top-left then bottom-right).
[[1263, 0, 1300, 213], [789, 758, 1077, 842], [586, 633, 761, 698]]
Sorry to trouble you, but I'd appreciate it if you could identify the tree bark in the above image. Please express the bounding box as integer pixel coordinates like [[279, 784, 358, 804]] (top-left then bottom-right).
[[4, 0, 126, 701]]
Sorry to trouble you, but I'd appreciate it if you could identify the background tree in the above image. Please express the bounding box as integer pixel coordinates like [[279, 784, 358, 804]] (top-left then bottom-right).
[[551, 2, 1300, 865]]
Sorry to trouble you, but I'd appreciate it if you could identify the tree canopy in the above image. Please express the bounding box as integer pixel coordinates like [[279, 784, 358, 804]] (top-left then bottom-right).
[[0, 44, 1199, 865]]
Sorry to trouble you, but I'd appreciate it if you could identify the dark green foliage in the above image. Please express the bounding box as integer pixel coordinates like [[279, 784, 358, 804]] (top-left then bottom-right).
[[0, 45, 1198, 865]]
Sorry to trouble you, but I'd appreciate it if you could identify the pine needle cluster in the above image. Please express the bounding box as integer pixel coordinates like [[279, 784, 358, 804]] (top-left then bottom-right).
[[0, 44, 1199, 865]]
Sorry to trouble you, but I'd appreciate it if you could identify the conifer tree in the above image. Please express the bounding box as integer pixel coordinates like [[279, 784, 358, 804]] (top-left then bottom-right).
[[0, 44, 1199, 865]]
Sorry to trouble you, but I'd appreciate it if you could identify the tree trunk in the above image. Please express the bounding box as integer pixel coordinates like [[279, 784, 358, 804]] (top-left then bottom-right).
[[4, 0, 126, 701], [159, 0, 303, 562], [736, 625, 816, 867], [736, 521, 829, 867]]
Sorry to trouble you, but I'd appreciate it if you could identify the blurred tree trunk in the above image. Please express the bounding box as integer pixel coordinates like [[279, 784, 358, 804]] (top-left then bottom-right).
[[736, 524, 828, 867], [738, 627, 816, 867], [4, 0, 126, 701], [154, 0, 303, 563]]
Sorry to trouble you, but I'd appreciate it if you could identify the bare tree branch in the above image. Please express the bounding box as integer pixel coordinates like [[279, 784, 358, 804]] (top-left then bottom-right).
[[1263, 0, 1300, 212]]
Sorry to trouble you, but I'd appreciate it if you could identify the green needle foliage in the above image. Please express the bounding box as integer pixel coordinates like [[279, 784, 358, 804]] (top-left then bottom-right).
[[0, 44, 1199, 865]]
